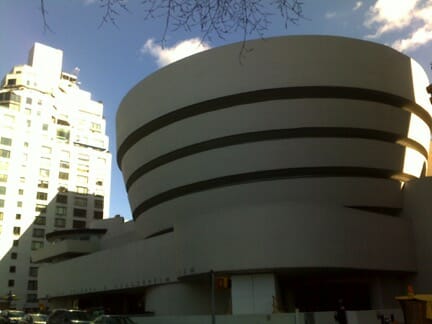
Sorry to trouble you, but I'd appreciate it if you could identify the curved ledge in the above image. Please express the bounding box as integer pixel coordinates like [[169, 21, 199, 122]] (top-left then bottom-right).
[[117, 86, 432, 169], [46, 228, 107, 242], [131, 167, 414, 219], [124, 127, 428, 191]]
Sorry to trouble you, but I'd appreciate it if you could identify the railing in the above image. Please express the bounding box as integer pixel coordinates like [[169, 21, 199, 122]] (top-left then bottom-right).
[[130, 309, 404, 324]]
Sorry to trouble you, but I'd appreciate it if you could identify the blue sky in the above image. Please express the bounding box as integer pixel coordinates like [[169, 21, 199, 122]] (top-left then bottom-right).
[[1, 0, 431, 221]]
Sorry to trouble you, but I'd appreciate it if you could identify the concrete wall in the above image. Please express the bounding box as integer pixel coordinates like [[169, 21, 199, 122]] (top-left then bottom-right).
[[402, 177, 432, 293], [38, 233, 178, 298]]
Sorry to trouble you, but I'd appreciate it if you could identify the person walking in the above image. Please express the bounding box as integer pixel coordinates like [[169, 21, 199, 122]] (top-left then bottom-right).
[[335, 299, 348, 324]]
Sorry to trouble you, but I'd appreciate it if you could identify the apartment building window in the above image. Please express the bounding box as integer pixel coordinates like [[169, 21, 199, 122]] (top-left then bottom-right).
[[38, 180, 48, 188], [26, 120, 31, 127], [7, 79, 16, 86], [35, 204, 47, 213], [29, 267, 38, 277], [15, 214, 21, 220], [32, 228, 45, 238], [12, 240, 18, 247], [73, 220, 86, 229], [76, 186, 88, 194], [55, 218, 66, 228], [56, 206, 67, 216], [0, 199, 4, 208], [0, 149, 10, 158], [34, 216, 46, 225], [18, 189, 23, 195], [11, 252, 17, 259], [17, 201, 22, 208], [0, 137, 12, 146], [0, 174, 7, 182], [73, 208, 86, 218], [0, 211, 3, 220], [91, 122, 101, 132], [58, 172, 69, 180], [74, 197, 87, 207], [0, 92, 20, 104], [96, 180, 103, 186], [78, 154, 89, 162], [26, 97, 32, 105], [0, 186, 6, 195], [94, 211, 103, 220], [59, 161, 70, 169], [56, 194, 67, 204], [42, 123, 48, 131], [9, 266, 16, 273], [39, 168, 50, 178], [8, 280, 14, 287], [77, 164, 89, 173], [27, 280, 37, 290], [13, 227, 20, 235], [25, 108, 31, 115], [94, 199, 104, 209], [31, 241, 44, 250], [26, 294, 37, 303], [56, 128, 70, 141], [36, 192, 48, 200]]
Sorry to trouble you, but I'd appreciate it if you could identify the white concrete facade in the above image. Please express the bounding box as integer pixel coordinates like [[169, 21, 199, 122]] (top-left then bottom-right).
[[0, 43, 111, 310], [37, 36, 432, 315]]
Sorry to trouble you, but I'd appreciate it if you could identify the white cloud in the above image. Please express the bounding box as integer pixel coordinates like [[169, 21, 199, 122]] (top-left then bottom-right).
[[141, 38, 211, 67], [83, 0, 97, 5], [392, 25, 432, 51], [325, 11, 337, 19], [364, 0, 432, 51], [353, 2, 363, 11]]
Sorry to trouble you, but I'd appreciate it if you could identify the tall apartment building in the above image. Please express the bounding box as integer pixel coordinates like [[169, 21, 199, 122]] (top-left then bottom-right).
[[0, 43, 111, 310]]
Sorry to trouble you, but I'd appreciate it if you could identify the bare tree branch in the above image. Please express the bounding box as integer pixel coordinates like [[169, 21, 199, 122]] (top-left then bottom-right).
[[98, 0, 130, 29], [39, 0, 305, 51], [40, 0, 54, 33]]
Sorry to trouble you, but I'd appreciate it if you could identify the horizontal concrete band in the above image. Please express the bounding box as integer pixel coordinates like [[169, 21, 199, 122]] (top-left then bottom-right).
[[117, 86, 431, 169], [125, 127, 428, 191], [132, 167, 413, 219]]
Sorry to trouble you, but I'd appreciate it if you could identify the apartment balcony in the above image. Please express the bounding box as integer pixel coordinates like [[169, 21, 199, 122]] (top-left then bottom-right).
[[31, 228, 106, 263]]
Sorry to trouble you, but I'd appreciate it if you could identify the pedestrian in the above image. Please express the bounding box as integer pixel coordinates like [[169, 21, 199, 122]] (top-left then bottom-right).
[[334, 299, 348, 324]]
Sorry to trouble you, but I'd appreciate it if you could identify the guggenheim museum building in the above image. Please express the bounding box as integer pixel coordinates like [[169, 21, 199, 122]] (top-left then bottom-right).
[[34, 35, 432, 315]]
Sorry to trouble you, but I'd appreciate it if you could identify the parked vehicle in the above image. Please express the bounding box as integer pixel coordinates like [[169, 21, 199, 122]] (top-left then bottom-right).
[[91, 315, 136, 324], [2, 311, 25, 324], [0, 313, 9, 324], [19, 314, 48, 324], [47, 310, 91, 324]]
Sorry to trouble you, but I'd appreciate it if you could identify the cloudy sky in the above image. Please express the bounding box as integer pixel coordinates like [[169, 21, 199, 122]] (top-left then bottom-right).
[[0, 0, 432, 220]]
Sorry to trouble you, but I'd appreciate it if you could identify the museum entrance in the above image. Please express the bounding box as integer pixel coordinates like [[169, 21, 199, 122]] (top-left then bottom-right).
[[277, 271, 371, 312]]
